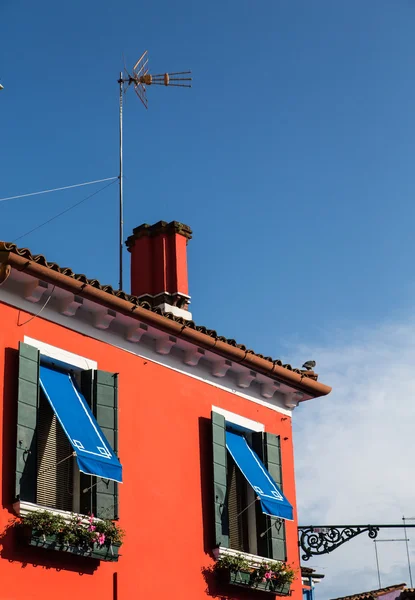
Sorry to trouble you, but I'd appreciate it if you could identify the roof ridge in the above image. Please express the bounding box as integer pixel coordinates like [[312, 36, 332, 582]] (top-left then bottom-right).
[[330, 584, 407, 600]]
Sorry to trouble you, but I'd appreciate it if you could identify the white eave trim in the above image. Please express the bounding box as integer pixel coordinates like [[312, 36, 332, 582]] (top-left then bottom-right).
[[0, 281, 306, 415]]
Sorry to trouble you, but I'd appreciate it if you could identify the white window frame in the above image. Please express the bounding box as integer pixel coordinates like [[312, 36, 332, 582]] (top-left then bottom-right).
[[211, 406, 264, 433], [15, 337, 98, 517], [24, 336, 97, 371], [213, 406, 265, 559]]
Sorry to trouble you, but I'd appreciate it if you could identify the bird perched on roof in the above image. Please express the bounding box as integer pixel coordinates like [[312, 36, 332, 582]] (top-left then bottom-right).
[[302, 360, 316, 371]]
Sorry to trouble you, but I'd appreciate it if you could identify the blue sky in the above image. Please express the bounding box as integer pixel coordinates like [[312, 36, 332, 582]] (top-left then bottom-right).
[[1, 0, 414, 362], [2, 1, 415, 596]]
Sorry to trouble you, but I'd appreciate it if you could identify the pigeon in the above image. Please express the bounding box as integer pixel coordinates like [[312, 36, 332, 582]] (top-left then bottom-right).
[[302, 360, 316, 371]]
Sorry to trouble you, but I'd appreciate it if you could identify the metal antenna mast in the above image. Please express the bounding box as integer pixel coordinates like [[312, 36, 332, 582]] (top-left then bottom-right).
[[373, 539, 409, 589], [118, 72, 124, 292], [117, 51, 191, 290], [403, 516, 414, 587], [374, 540, 382, 589]]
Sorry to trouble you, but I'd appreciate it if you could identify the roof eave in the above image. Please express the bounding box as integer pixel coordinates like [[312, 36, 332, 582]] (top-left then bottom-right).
[[0, 250, 332, 400]]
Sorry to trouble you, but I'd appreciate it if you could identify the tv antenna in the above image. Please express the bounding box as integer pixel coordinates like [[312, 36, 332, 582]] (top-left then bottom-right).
[[117, 51, 192, 290]]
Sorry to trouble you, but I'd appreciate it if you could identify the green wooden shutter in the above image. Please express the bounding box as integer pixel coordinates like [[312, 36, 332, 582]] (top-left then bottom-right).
[[252, 432, 286, 561], [80, 370, 119, 519], [264, 433, 287, 561], [94, 371, 118, 520], [16, 342, 40, 502], [211, 411, 229, 548], [87, 370, 119, 520]]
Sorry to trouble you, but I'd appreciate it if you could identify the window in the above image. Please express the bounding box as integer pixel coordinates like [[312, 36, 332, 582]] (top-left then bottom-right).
[[37, 389, 76, 511], [227, 453, 248, 551], [212, 410, 287, 561], [15, 341, 120, 519], [226, 429, 260, 555]]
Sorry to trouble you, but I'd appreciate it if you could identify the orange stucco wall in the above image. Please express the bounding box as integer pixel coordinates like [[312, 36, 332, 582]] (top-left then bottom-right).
[[0, 301, 301, 600]]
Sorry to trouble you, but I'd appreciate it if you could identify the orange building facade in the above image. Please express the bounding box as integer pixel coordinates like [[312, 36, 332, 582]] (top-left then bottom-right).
[[0, 222, 331, 600]]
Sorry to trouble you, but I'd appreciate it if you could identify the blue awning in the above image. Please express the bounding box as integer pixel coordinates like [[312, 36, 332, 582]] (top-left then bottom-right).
[[39, 365, 122, 483], [226, 430, 293, 521]]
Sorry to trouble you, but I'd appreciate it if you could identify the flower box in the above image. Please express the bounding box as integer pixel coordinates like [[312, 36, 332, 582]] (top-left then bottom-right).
[[23, 528, 120, 562], [212, 554, 295, 596], [14, 509, 124, 563], [221, 568, 291, 595]]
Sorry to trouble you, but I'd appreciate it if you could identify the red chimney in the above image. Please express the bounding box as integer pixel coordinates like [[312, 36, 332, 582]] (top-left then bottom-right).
[[126, 221, 192, 319]]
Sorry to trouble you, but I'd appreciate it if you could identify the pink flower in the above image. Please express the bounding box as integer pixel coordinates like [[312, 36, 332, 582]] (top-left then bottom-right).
[[264, 571, 273, 580], [97, 533, 106, 546], [88, 525, 96, 532]]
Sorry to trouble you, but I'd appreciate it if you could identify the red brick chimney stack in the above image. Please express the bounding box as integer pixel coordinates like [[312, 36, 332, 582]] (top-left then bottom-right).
[[126, 221, 192, 320]]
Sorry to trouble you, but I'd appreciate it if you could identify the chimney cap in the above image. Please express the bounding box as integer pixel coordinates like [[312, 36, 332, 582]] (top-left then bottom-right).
[[126, 220, 192, 251]]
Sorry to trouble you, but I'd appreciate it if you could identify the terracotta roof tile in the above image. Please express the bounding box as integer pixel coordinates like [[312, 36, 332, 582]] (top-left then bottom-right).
[[301, 566, 324, 579], [330, 584, 407, 600], [0, 241, 317, 378]]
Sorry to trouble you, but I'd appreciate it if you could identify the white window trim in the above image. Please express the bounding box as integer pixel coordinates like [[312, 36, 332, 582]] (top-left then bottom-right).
[[212, 406, 264, 432], [24, 336, 97, 371], [22, 336, 98, 517], [13, 500, 102, 525], [213, 546, 282, 567]]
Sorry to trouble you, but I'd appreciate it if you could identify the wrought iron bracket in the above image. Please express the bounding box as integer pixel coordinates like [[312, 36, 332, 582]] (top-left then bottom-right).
[[298, 524, 415, 561]]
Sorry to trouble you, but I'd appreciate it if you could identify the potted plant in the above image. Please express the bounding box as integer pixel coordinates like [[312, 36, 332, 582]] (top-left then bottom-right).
[[17, 510, 124, 562]]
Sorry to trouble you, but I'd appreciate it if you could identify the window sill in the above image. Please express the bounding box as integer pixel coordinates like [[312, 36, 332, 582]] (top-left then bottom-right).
[[213, 546, 282, 567], [13, 500, 93, 526]]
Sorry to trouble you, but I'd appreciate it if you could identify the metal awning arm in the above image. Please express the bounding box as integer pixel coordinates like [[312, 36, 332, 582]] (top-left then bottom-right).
[[298, 524, 415, 561], [298, 525, 379, 561]]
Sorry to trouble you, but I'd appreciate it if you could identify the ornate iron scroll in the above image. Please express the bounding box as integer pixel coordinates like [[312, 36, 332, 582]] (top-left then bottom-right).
[[298, 526, 380, 561]]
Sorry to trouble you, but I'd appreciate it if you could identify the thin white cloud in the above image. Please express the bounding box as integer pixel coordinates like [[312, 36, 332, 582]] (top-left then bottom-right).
[[290, 319, 415, 599]]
